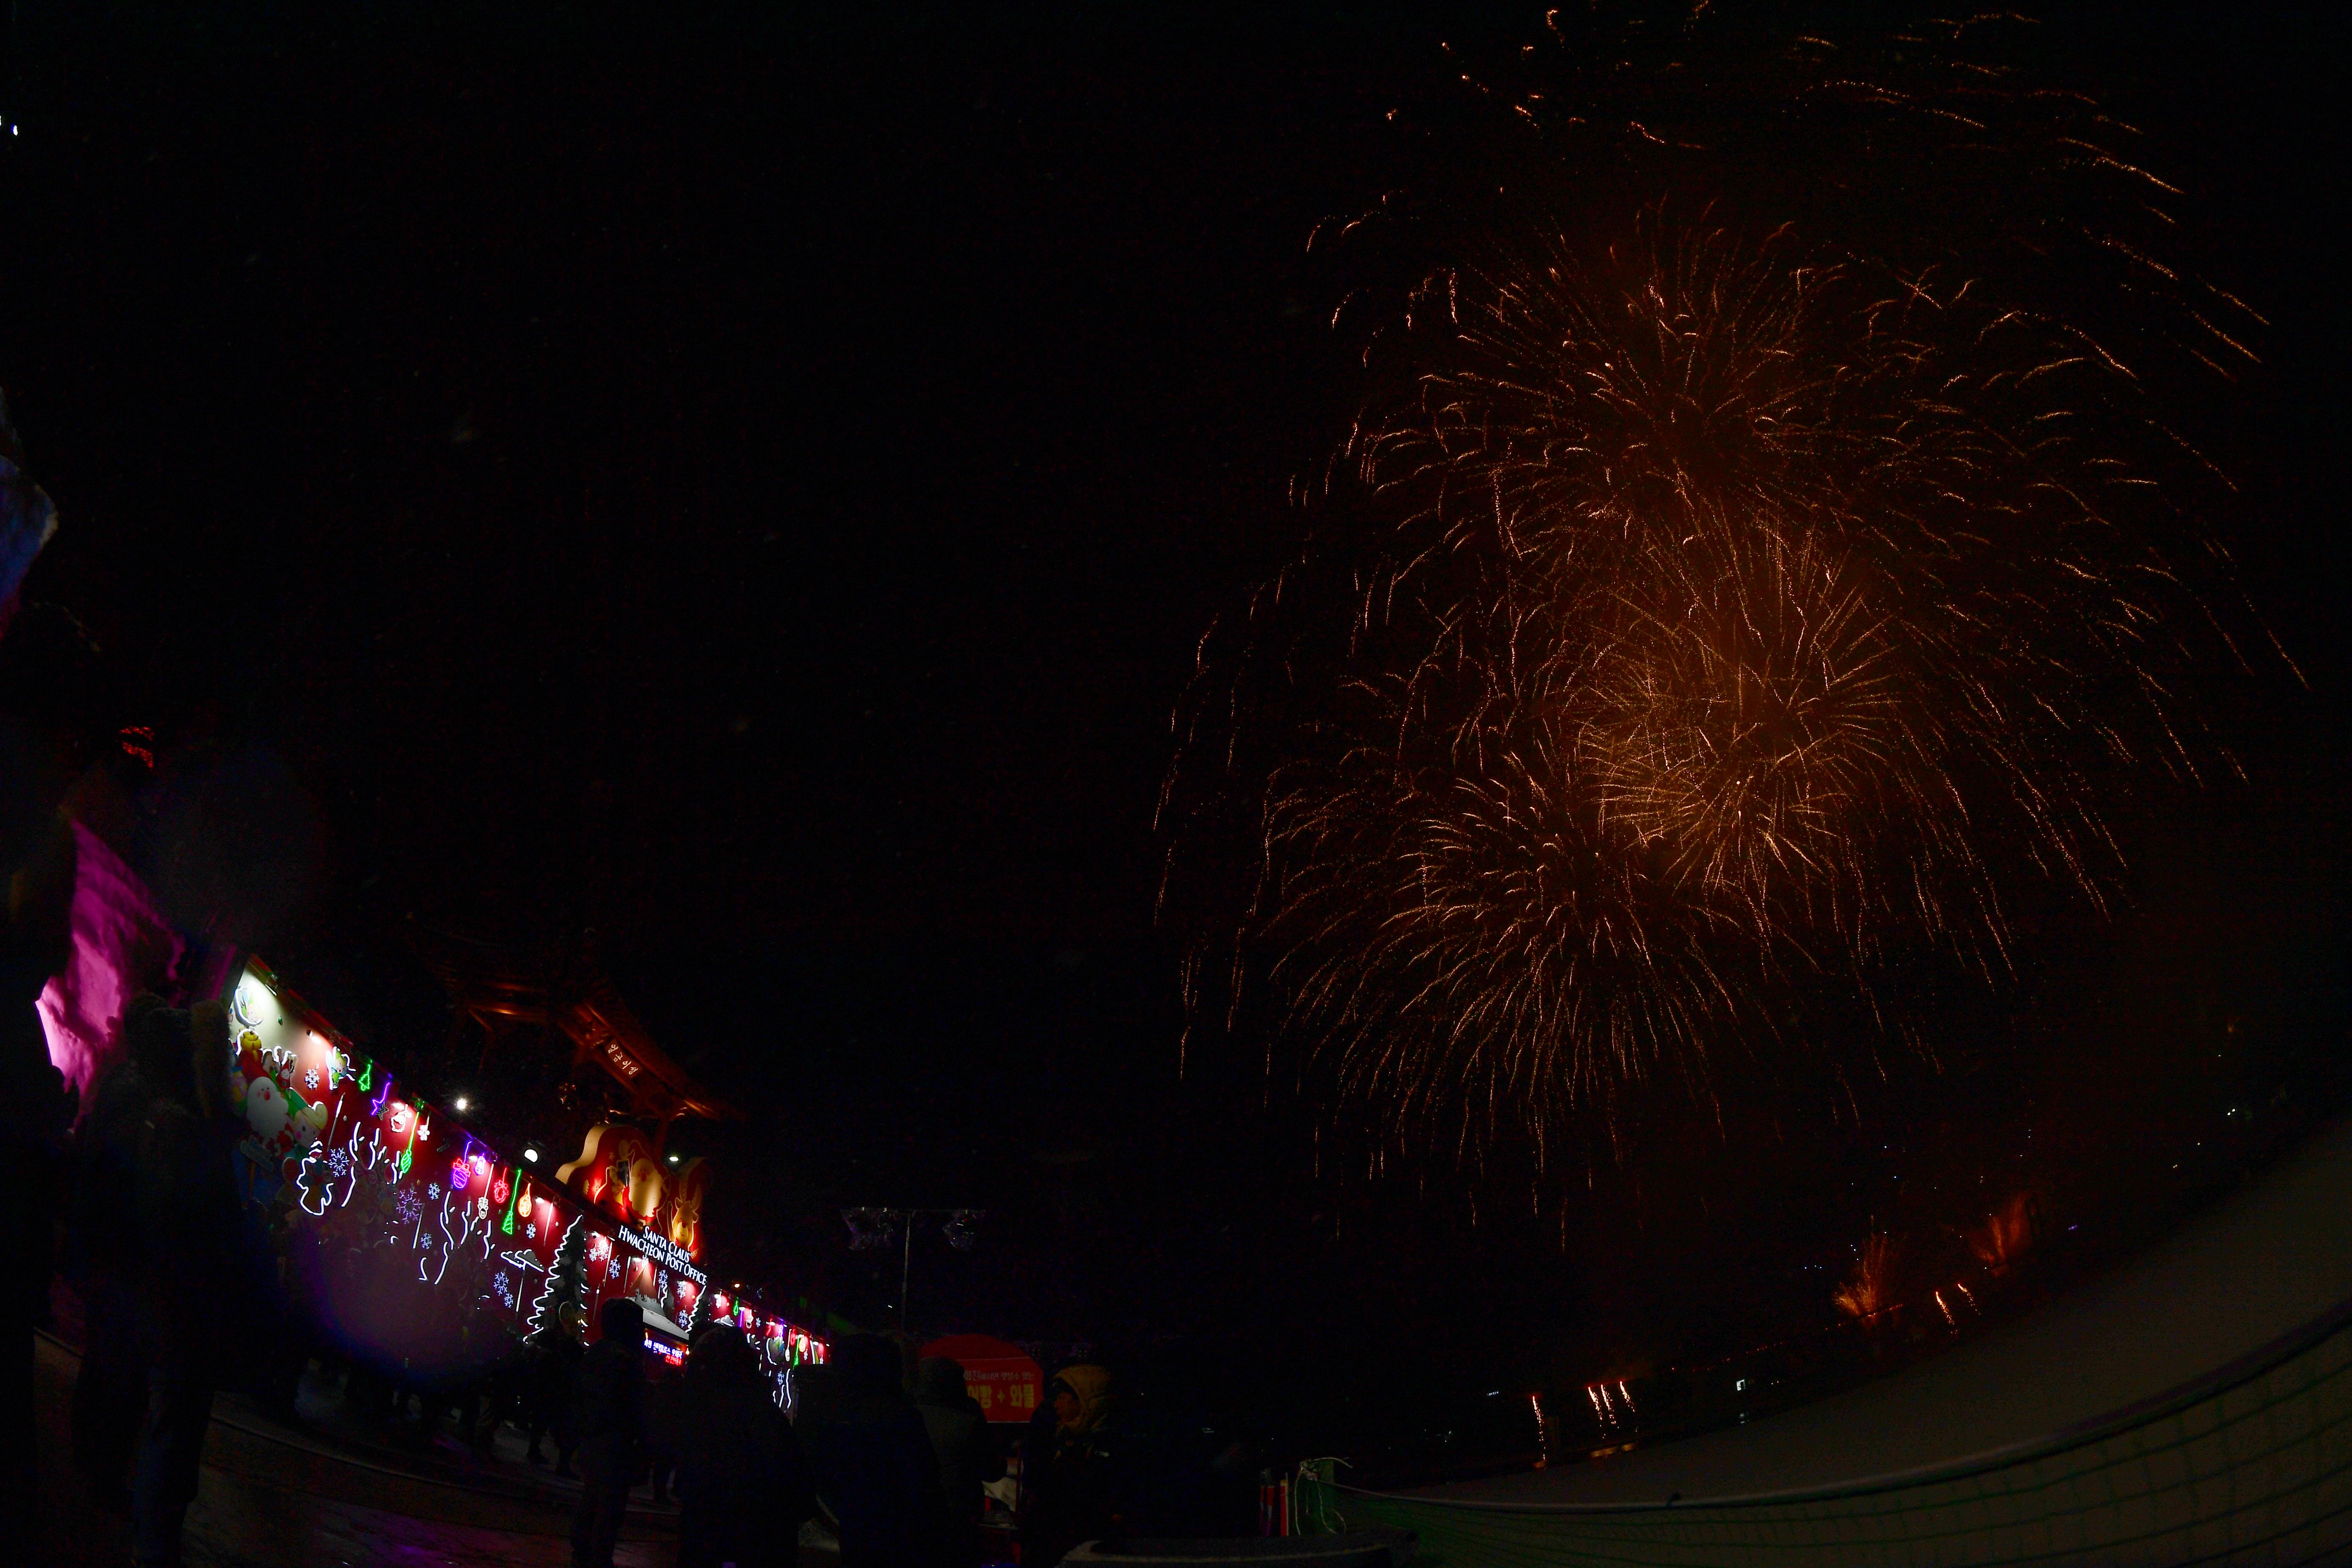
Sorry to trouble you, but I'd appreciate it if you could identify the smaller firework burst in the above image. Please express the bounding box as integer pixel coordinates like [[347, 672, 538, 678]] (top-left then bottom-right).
[[1968, 1192, 2035, 1276], [1834, 1233, 1897, 1323]]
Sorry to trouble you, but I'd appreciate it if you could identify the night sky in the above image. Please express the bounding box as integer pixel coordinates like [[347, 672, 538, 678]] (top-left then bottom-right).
[[4, 3, 2347, 1460]]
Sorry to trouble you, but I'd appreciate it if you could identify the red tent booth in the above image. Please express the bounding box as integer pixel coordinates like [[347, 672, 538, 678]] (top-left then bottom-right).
[[921, 1334, 1044, 1424]]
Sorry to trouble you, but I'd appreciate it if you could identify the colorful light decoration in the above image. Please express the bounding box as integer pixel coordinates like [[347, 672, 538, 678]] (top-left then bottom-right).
[[218, 958, 827, 1361]]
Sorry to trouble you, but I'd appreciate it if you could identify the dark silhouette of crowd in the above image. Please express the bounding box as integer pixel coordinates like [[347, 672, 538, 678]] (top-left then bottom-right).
[[917, 1353, 1006, 1563], [675, 1323, 816, 1567], [799, 1334, 951, 1566], [572, 1297, 652, 1565], [68, 997, 243, 1565], [3, 506, 1209, 1568]]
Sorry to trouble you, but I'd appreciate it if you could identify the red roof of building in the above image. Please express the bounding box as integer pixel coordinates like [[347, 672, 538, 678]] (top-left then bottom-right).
[[413, 925, 740, 1126]]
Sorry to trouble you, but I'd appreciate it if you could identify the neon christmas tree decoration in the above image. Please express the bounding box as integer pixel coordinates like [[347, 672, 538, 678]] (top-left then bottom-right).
[[528, 1216, 588, 1345]]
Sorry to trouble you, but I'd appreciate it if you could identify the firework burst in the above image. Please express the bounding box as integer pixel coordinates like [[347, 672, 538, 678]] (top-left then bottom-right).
[[1163, 11, 2277, 1162], [1834, 1233, 1898, 1323], [1968, 1192, 2036, 1275]]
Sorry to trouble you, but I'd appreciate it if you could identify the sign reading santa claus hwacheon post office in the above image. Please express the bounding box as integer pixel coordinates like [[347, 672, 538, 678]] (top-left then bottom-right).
[[554, 1122, 710, 1341]]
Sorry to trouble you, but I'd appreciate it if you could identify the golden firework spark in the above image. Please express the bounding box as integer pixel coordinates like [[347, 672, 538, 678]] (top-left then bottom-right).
[[1969, 1191, 2036, 1275], [1162, 11, 2276, 1161], [1834, 1233, 1897, 1323]]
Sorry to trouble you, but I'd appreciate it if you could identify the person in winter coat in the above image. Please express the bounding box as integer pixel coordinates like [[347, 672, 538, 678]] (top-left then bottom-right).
[[644, 1361, 683, 1504], [800, 1333, 948, 1568], [675, 1324, 816, 1568], [525, 1308, 586, 1473], [66, 1014, 159, 1511], [69, 996, 241, 1568], [570, 1297, 647, 1568], [915, 1357, 1004, 1564], [1019, 1364, 1116, 1568]]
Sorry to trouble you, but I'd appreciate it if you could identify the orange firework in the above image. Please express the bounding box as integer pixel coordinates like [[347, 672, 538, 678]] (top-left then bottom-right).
[[1162, 11, 2277, 1158], [1834, 1234, 1897, 1323], [1969, 1192, 2035, 1276]]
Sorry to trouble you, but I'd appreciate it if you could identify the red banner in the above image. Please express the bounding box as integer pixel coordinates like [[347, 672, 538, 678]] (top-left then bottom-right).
[[922, 1334, 1044, 1424]]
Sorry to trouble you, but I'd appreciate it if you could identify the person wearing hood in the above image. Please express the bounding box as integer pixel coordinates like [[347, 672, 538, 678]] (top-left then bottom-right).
[[675, 1324, 815, 1568], [914, 1356, 1004, 1564], [1018, 1364, 1116, 1568]]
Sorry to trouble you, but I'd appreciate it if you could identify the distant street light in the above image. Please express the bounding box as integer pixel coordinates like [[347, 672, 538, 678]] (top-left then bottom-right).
[[841, 1207, 985, 1330]]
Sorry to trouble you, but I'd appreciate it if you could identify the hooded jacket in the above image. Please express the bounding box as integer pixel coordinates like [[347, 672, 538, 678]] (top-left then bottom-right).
[[1021, 1364, 1117, 1566], [1050, 1364, 1112, 1435]]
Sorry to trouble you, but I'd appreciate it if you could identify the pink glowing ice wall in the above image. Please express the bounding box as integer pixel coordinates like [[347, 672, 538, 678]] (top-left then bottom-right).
[[35, 820, 204, 1108]]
